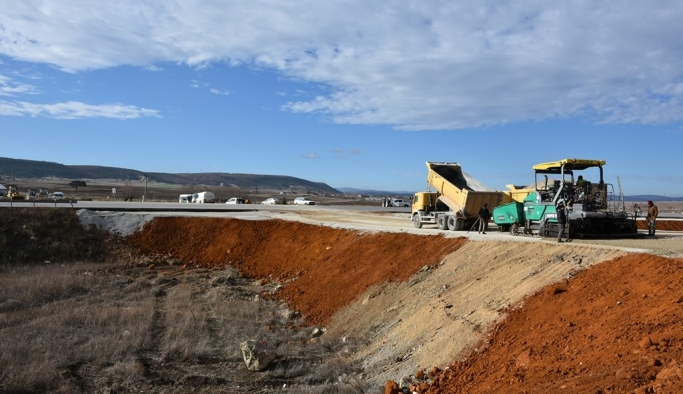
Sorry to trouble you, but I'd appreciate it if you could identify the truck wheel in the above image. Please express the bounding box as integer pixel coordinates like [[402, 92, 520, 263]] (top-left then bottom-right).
[[447, 216, 458, 231], [412, 214, 423, 229], [437, 215, 448, 230]]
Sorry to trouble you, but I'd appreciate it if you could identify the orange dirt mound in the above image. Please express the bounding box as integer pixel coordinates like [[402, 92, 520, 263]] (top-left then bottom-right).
[[128, 217, 466, 326], [426, 253, 683, 394], [636, 219, 683, 231]]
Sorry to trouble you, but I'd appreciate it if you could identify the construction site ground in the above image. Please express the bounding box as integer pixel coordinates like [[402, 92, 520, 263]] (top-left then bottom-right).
[[119, 207, 683, 392], [3, 206, 683, 393]]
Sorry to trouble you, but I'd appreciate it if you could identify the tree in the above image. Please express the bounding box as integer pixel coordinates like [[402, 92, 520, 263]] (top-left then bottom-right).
[[69, 180, 87, 191]]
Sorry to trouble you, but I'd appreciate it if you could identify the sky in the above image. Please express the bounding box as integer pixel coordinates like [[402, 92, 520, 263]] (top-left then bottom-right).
[[1, 1, 683, 197]]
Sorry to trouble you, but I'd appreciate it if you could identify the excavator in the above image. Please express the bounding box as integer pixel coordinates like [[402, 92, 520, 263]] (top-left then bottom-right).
[[492, 159, 638, 238]]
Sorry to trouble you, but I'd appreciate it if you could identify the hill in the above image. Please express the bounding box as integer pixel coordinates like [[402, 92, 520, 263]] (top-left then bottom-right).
[[0, 157, 340, 194]]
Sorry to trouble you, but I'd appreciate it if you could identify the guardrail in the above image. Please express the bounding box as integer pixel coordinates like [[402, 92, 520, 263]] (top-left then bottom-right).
[[0, 198, 76, 208]]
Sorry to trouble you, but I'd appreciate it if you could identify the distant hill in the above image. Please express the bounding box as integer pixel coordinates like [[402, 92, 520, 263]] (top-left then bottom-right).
[[0, 157, 340, 194], [623, 195, 683, 202]]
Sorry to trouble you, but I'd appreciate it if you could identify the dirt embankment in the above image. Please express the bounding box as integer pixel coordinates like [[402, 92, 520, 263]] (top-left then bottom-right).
[[426, 253, 683, 394], [127, 215, 683, 392], [128, 217, 467, 326], [636, 219, 683, 231]]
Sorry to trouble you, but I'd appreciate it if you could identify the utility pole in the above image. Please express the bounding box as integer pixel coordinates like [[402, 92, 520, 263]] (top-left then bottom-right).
[[143, 174, 148, 202]]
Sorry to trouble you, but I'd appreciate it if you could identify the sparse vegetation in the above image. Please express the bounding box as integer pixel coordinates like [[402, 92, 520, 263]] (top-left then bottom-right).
[[0, 208, 368, 393]]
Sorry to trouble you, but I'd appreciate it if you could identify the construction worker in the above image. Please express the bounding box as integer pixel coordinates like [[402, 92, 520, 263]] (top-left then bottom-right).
[[557, 202, 568, 243], [646, 200, 658, 236], [478, 203, 490, 234]]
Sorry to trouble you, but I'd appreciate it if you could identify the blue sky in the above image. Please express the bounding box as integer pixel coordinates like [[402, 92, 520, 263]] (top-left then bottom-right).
[[1, 1, 683, 196]]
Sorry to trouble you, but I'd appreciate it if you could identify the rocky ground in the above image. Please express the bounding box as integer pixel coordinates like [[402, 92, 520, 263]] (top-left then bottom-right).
[[2, 207, 683, 393]]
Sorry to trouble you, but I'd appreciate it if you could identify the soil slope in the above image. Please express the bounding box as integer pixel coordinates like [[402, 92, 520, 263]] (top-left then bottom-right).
[[427, 253, 683, 394], [128, 217, 467, 326], [126, 214, 683, 391]]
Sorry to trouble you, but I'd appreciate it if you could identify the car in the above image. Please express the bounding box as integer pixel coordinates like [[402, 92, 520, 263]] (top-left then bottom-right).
[[226, 197, 245, 205], [391, 199, 409, 207], [293, 197, 316, 205], [261, 198, 280, 205], [52, 192, 65, 200]]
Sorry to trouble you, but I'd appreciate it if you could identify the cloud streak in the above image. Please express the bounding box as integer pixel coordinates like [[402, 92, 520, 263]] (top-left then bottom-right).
[[0, 100, 160, 119], [1, 1, 683, 129]]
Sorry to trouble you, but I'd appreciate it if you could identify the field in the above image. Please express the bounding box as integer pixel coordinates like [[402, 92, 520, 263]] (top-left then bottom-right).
[[0, 177, 386, 206]]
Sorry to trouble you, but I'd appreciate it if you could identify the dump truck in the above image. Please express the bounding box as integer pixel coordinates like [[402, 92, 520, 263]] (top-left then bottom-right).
[[411, 162, 502, 230], [492, 158, 638, 238]]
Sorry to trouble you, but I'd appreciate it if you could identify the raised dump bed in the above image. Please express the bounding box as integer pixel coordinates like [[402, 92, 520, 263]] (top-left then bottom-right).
[[412, 162, 502, 230]]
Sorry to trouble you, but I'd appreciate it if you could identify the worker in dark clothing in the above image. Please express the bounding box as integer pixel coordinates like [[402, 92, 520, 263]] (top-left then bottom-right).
[[478, 203, 490, 234], [557, 202, 568, 243]]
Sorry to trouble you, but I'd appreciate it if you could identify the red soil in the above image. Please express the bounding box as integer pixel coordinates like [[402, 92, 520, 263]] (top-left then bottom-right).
[[636, 219, 683, 231], [128, 217, 466, 326], [426, 253, 683, 394]]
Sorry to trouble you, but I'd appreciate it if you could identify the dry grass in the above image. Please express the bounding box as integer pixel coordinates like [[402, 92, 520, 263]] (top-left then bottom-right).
[[0, 263, 369, 393], [0, 263, 154, 392], [0, 208, 369, 393], [0, 208, 111, 265]]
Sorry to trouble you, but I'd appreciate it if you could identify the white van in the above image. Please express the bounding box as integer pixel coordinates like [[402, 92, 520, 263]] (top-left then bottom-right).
[[193, 191, 215, 203], [178, 194, 194, 203], [52, 192, 65, 200]]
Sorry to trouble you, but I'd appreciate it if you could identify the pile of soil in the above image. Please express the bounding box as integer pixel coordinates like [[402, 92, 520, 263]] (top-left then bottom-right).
[[128, 217, 467, 326], [425, 253, 683, 393]]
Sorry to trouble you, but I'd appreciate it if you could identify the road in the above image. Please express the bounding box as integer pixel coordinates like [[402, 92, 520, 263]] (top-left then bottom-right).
[[0, 199, 408, 213], [3, 199, 683, 258]]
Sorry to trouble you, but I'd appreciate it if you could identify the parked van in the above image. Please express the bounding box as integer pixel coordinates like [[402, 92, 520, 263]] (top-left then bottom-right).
[[179, 194, 194, 203], [192, 191, 215, 203]]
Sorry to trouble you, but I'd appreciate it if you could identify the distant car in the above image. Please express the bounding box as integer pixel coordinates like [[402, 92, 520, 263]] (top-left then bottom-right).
[[226, 197, 245, 204], [261, 198, 280, 205], [293, 197, 316, 205], [391, 199, 409, 207], [52, 192, 65, 200]]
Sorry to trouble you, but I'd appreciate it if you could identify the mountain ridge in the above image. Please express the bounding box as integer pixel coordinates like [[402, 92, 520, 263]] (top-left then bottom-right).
[[0, 157, 340, 194]]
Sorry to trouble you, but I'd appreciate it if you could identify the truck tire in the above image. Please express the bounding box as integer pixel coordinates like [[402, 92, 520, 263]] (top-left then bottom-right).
[[437, 215, 448, 230], [447, 216, 458, 231], [412, 214, 423, 229]]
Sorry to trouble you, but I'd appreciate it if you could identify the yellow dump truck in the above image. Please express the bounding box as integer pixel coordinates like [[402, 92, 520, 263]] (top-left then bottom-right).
[[411, 162, 502, 230]]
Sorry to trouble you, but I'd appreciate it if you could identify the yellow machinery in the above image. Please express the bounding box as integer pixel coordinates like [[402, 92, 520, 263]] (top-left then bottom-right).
[[411, 162, 502, 230], [7, 185, 22, 199]]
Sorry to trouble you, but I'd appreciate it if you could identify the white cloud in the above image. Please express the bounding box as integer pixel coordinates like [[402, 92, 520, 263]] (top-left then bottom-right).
[[0, 100, 160, 119], [209, 88, 230, 96], [301, 153, 318, 160], [0, 74, 40, 96], [1, 1, 683, 129]]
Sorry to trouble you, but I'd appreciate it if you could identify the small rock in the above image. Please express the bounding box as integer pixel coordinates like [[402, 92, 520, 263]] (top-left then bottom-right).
[[639, 336, 653, 350], [384, 380, 400, 394]]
